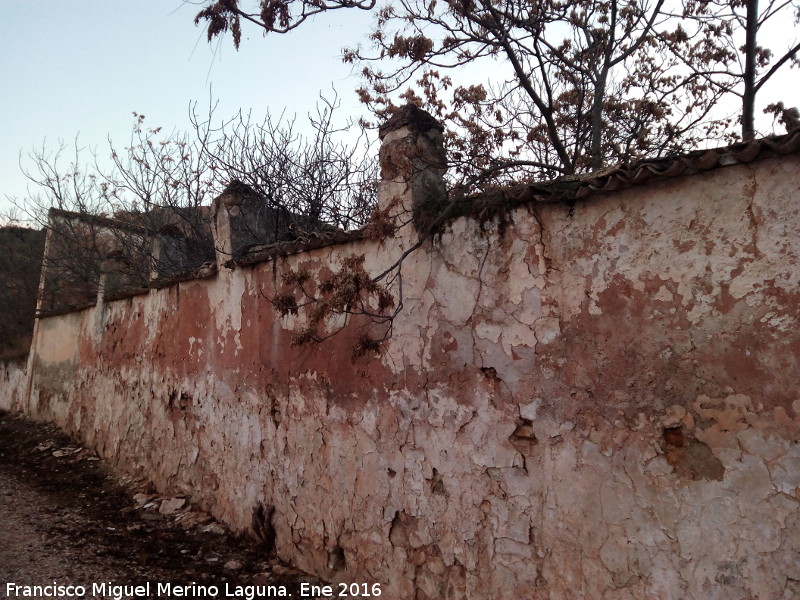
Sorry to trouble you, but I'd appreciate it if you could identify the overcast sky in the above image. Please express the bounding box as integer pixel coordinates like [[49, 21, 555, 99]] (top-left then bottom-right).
[[0, 1, 372, 216]]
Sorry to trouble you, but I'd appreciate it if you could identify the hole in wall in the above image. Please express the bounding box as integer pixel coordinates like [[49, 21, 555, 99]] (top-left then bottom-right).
[[251, 503, 276, 553], [388, 511, 401, 546], [662, 426, 684, 448], [429, 467, 447, 496], [270, 406, 282, 427], [480, 366, 499, 380], [167, 389, 192, 411], [661, 426, 724, 481], [326, 545, 346, 572], [511, 418, 538, 442]]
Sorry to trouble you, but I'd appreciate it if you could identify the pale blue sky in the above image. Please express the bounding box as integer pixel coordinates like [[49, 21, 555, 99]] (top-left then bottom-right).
[[0, 1, 372, 215]]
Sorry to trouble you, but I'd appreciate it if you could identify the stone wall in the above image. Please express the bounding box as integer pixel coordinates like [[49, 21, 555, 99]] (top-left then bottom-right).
[[20, 113, 800, 599], [0, 358, 28, 413]]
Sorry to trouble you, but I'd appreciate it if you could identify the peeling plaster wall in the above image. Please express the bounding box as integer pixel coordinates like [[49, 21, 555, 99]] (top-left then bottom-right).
[[0, 359, 27, 412], [25, 153, 800, 599]]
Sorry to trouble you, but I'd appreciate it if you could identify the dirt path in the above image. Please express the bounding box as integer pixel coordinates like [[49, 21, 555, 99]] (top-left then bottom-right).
[[0, 410, 329, 599], [0, 465, 131, 585]]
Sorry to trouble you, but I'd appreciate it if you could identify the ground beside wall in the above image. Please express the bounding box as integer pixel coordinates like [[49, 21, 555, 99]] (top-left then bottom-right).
[[23, 135, 800, 599]]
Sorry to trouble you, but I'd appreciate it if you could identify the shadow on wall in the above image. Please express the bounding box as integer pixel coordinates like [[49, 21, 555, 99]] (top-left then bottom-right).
[[0, 226, 45, 360]]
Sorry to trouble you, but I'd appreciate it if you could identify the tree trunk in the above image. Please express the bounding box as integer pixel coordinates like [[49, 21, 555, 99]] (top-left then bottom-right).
[[742, 0, 759, 141], [589, 69, 609, 170]]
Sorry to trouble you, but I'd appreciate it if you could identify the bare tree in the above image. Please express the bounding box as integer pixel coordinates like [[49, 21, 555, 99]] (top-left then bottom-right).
[[196, 0, 733, 188], [8, 141, 134, 310], [106, 113, 217, 277], [674, 0, 800, 140], [191, 94, 377, 245], [5, 100, 377, 312], [0, 226, 45, 358], [8, 124, 214, 310]]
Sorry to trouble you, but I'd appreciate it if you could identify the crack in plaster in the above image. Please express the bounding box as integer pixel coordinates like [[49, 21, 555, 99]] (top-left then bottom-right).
[[744, 165, 761, 257], [527, 206, 552, 277]]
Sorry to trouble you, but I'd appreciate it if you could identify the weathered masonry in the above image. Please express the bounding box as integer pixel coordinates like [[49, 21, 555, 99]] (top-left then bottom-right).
[[5, 109, 800, 599]]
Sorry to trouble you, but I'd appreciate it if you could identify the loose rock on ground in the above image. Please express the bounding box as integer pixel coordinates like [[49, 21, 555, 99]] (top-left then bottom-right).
[[0, 410, 336, 599]]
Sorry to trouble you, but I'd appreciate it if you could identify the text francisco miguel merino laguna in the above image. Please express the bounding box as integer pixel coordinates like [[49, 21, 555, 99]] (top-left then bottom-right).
[[4, 581, 297, 599]]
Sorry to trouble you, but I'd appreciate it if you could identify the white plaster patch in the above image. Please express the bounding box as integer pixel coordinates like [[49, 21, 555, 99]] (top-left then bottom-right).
[[516, 308, 538, 326], [760, 312, 796, 332], [500, 320, 535, 356], [653, 285, 673, 302], [533, 317, 561, 345], [35, 313, 82, 364], [771, 451, 800, 495], [520, 398, 542, 421], [430, 267, 480, 326], [507, 247, 535, 305], [475, 321, 502, 344], [206, 270, 245, 348]]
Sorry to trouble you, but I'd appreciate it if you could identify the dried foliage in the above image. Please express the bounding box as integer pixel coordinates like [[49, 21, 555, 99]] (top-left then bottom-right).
[[195, 0, 378, 40], [271, 292, 299, 316], [196, 0, 800, 190], [192, 0, 800, 357], [351, 0, 732, 185], [351, 332, 383, 361], [271, 254, 398, 359], [361, 204, 399, 241], [195, 0, 243, 47]]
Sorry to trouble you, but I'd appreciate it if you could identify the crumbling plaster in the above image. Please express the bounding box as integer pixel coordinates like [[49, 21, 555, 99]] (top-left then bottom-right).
[[17, 127, 800, 600]]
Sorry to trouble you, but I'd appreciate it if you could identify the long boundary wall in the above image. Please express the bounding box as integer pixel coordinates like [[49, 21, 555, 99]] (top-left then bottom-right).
[[13, 113, 800, 599]]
